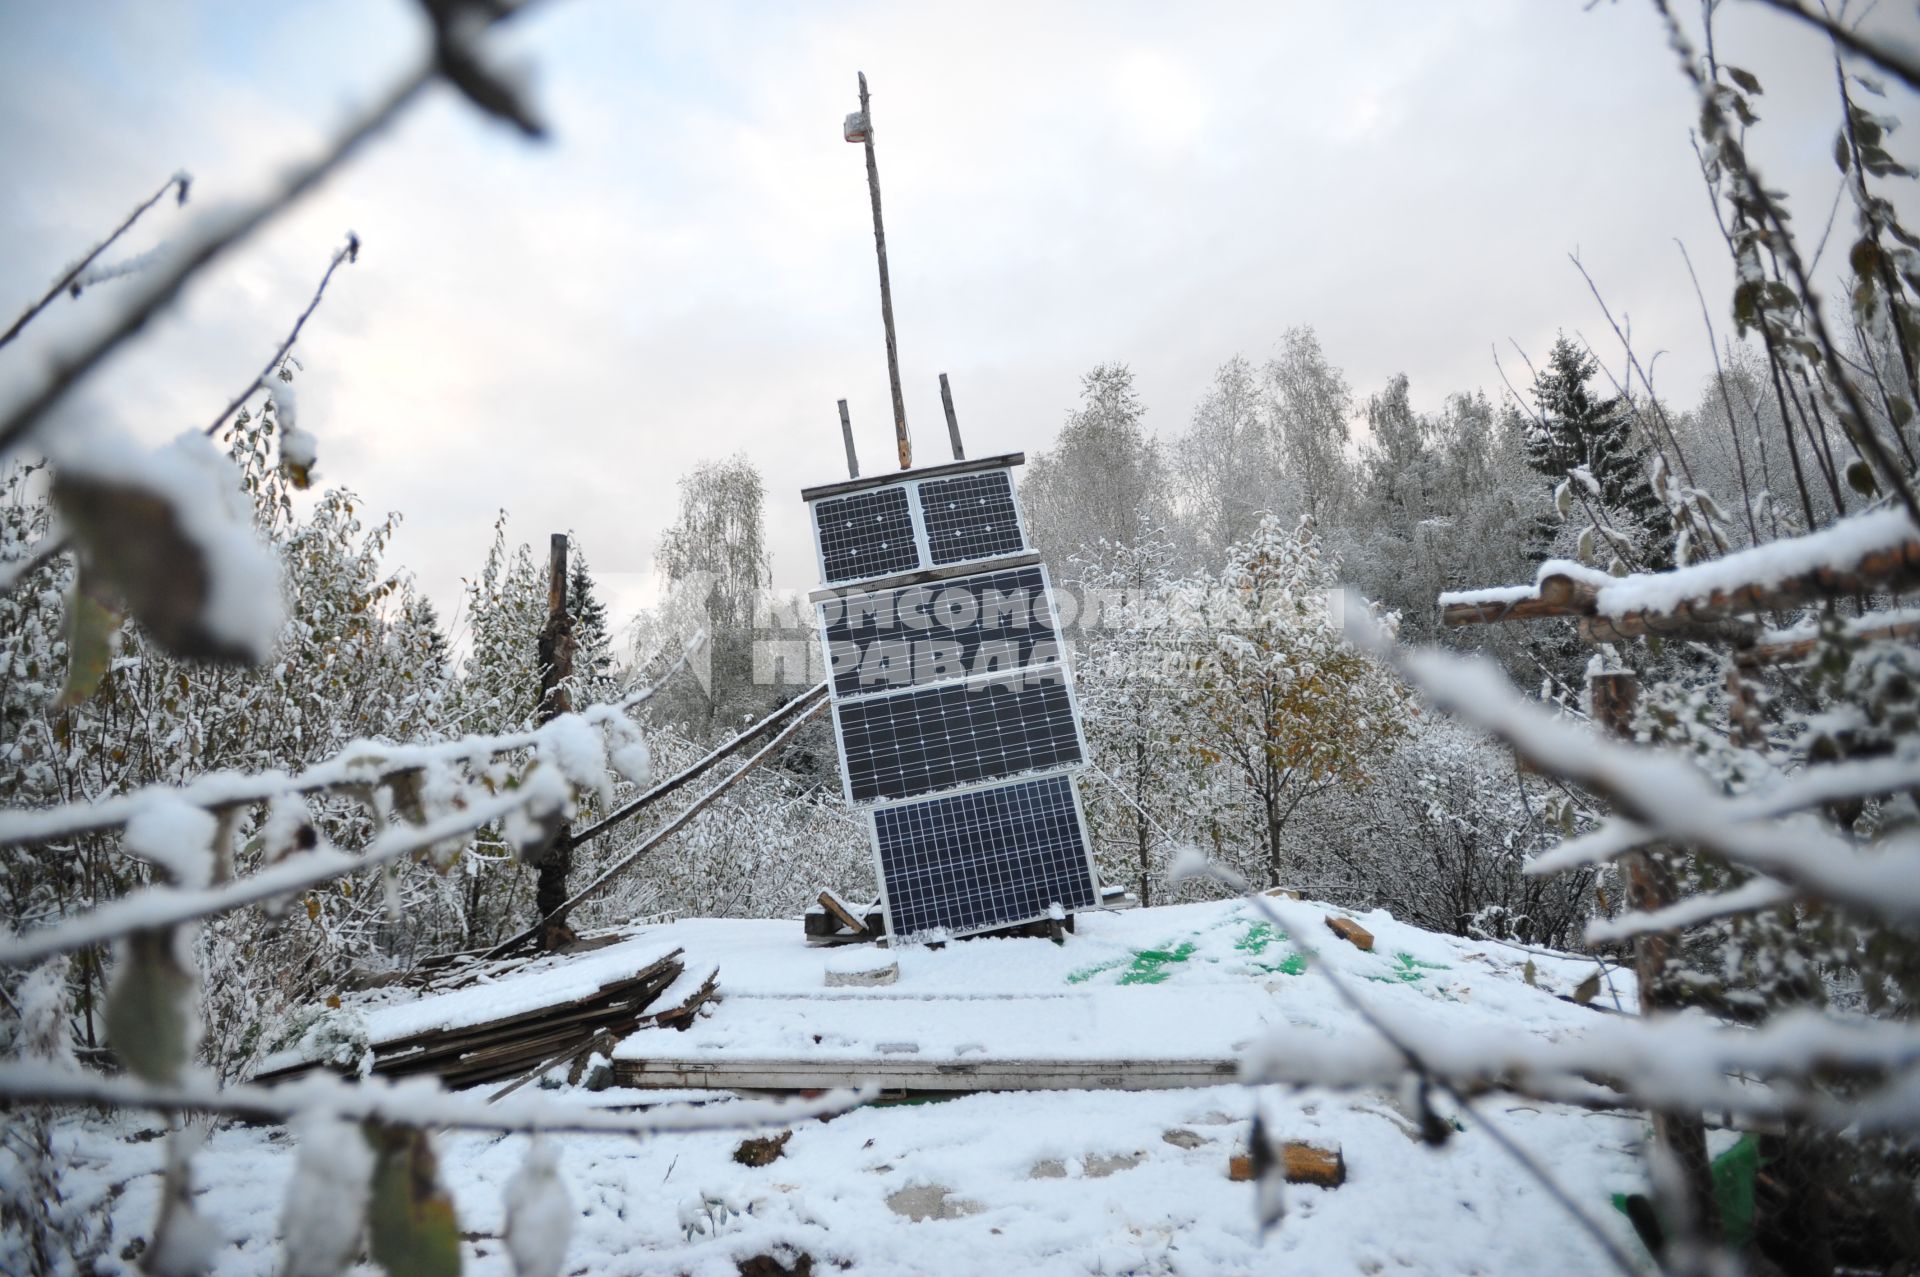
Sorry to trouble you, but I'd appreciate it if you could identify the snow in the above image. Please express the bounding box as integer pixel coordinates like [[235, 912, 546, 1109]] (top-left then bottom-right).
[[123, 795, 219, 890], [47, 425, 284, 663], [503, 1136, 572, 1277], [278, 1113, 373, 1277], [46, 897, 1667, 1276]]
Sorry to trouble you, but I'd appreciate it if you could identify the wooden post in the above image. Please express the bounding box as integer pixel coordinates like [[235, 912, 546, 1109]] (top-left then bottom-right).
[[534, 533, 578, 950], [851, 71, 911, 469], [1588, 667, 1719, 1248], [838, 398, 859, 479], [939, 373, 964, 460]]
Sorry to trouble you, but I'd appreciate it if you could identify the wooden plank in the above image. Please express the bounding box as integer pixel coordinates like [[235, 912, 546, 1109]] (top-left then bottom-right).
[[807, 551, 1043, 605], [798, 452, 1025, 502], [1325, 915, 1374, 951], [613, 1056, 1240, 1093], [817, 890, 869, 937]]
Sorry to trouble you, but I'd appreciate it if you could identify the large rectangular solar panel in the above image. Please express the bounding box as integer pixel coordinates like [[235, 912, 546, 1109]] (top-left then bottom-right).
[[819, 565, 1061, 701], [835, 676, 1082, 804], [873, 774, 1098, 938], [813, 485, 921, 584], [919, 470, 1026, 565]]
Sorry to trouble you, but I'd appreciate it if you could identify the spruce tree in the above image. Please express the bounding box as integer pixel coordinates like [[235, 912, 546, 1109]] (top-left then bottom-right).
[[1524, 335, 1670, 564], [566, 541, 615, 700]]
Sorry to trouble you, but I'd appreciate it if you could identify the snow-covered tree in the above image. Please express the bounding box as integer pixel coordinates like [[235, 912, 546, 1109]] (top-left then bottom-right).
[[1172, 514, 1413, 888], [1022, 363, 1173, 582]]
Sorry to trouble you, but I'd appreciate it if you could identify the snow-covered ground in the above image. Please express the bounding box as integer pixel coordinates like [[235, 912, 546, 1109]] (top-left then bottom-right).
[[65, 898, 1671, 1276]]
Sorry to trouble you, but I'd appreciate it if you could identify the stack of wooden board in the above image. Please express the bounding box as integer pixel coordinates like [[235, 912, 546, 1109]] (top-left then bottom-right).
[[254, 931, 717, 1089]]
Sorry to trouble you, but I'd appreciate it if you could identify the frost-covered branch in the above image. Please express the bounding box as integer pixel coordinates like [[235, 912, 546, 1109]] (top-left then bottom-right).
[[204, 232, 361, 438], [1241, 1004, 1920, 1130], [0, 632, 702, 851], [1743, 0, 1920, 95], [0, 772, 562, 967], [0, 1060, 873, 1137], [1349, 605, 1920, 921], [0, 2, 544, 457], [0, 171, 189, 352]]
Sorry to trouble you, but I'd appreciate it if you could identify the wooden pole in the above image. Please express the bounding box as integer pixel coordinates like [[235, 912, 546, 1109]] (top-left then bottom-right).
[[939, 372, 964, 460], [1588, 667, 1719, 1251], [838, 398, 859, 479], [855, 72, 911, 469], [533, 533, 578, 950]]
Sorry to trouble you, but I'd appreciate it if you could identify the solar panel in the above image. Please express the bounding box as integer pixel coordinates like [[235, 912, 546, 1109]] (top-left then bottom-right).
[[819, 565, 1061, 701], [873, 774, 1097, 938], [813, 485, 922, 584], [919, 470, 1026, 565], [834, 675, 1081, 804]]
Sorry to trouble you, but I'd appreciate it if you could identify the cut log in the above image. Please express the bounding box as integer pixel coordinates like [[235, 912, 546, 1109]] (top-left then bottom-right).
[[1229, 1143, 1345, 1187], [1325, 915, 1374, 952], [1282, 1142, 1345, 1187]]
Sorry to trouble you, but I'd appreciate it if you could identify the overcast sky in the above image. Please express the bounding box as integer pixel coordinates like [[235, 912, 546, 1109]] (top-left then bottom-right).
[[2, 0, 1915, 648]]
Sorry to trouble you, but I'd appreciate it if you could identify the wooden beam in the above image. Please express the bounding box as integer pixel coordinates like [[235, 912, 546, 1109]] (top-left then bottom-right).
[[534, 533, 577, 946], [1442, 538, 1920, 636], [1739, 618, 1920, 667], [837, 398, 858, 480], [613, 1055, 1241, 1093], [939, 372, 964, 461], [799, 452, 1024, 502]]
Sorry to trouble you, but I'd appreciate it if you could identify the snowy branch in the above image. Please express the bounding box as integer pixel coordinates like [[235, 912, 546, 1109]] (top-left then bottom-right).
[[204, 232, 361, 438], [0, 772, 563, 967], [0, 2, 544, 457], [1240, 1005, 1920, 1130], [0, 171, 189, 352], [0, 1060, 874, 1137], [1346, 604, 1920, 922], [0, 632, 702, 852]]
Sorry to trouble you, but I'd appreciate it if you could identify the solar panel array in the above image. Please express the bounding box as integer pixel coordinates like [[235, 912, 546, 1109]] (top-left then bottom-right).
[[834, 677, 1081, 804], [813, 486, 920, 584], [805, 460, 1099, 940], [873, 775, 1097, 937], [820, 564, 1060, 701], [920, 470, 1025, 565]]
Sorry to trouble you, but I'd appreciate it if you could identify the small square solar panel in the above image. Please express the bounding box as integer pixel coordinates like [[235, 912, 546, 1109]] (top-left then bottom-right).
[[919, 470, 1026, 565], [813, 485, 921, 584], [834, 675, 1082, 804], [820, 565, 1061, 701], [873, 774, 1098, 938]]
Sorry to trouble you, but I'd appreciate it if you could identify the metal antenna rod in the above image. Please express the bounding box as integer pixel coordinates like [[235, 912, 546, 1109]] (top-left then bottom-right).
[[850, 72, 911, 470]]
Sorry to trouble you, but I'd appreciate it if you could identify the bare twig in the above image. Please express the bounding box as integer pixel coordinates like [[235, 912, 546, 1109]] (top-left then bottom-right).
[[0, 66, 432, 457], [205, 233, 361, 437], [0, 172, 189, 352], [1744, 0, 1920, 93], [0, 2, 545, 457]]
